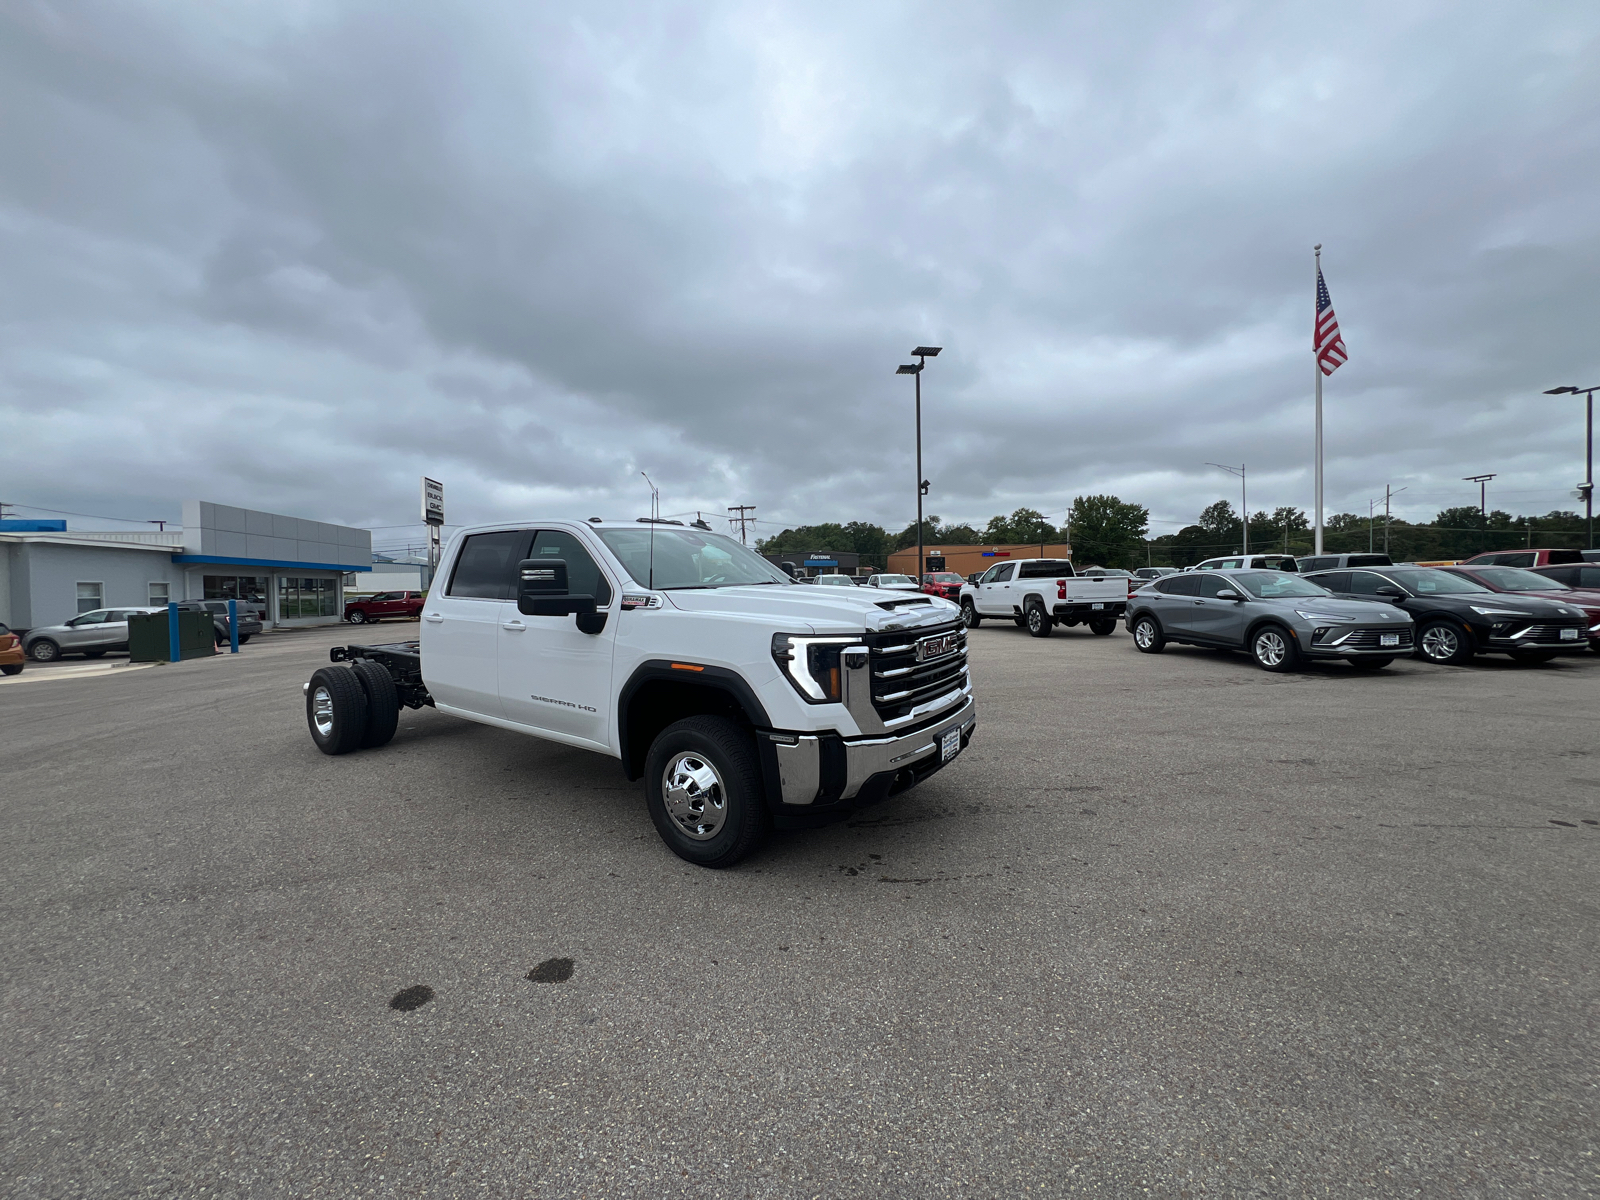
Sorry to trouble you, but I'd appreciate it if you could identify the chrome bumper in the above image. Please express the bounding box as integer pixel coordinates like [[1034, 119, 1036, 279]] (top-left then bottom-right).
[[768, 694, 978, 805]]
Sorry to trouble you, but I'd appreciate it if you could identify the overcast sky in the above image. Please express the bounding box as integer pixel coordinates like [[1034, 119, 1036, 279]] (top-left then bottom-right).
[[2, 2, 1597, 553]]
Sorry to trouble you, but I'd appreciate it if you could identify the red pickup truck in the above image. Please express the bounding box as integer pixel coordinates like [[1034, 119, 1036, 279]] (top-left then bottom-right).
[[343, 590, 426, 624]]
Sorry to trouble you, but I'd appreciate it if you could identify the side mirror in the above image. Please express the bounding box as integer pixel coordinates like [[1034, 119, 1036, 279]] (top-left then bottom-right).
[[516, 559, 602, 630], [1215, 588, 1242, 601], [1376, 585, 1405, 601]]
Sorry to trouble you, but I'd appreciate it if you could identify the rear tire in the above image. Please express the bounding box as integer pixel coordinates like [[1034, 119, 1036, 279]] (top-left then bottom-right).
[[28, 639, 59, 662], [1089, 618, 1117, 636], [1349, 657, 1393, 670], [961, 600, 981, 628], [644, 716, 768, 868], [1132, 616, 1165, 654], [306, 666, 369, 755], [1417, 620, 1474, 665], [1026, 602, 1053, 638], [1250, 624, 1299, 672], [238, 635, 251, 644], [1, 664, 22, 676], [352, 660, 400, 748], [82, 649, 106, 659]]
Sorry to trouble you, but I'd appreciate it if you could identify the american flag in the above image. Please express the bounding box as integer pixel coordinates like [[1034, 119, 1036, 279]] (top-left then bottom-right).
[[1315, 265, 1347, 376]]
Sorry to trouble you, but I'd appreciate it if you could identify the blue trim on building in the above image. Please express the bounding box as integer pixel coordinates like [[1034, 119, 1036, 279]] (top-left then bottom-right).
[[171, 554, 372, 572]]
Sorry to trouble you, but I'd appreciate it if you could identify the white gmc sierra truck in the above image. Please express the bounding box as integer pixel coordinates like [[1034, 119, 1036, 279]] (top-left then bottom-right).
[[958, 558, 1129, 637], [303, 519, 977, 868]]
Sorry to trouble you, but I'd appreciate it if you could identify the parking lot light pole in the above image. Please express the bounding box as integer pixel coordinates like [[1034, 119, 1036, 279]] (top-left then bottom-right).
[[897, 346, 941, 580], [1206, 462, 1247, 554], [1544, 385, 1597, 549]]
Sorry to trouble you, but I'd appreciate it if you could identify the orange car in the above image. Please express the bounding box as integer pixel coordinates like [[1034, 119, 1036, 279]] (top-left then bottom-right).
[[0, 621, 23, 676]]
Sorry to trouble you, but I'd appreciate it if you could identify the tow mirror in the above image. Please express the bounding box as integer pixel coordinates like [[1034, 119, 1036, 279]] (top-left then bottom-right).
[[516, 558, 605, 633], [1215, 588, 1242, 601]]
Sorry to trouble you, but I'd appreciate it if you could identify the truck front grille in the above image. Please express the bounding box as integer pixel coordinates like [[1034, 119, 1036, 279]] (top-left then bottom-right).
[[863, 621, 968, 726]]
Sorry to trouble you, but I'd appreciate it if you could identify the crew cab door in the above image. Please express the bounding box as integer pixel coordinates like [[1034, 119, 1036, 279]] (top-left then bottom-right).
[[978, 563, 1014, 614], [422, 529, 534, 717], [496, 529, 617, 748]]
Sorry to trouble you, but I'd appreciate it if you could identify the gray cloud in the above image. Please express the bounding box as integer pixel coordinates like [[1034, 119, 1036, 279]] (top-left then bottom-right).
[[2, 1, 1597, 552]]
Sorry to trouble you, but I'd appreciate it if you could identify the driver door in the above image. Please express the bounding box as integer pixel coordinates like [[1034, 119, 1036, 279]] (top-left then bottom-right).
[[497, 529, 618, 748], [979, 563, 1015, 614]]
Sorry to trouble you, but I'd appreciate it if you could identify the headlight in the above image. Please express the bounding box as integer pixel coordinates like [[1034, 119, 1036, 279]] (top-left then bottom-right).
[[1295, 611, 1357, 623], [771, 634, 857, 703], [1470, 606, 1532, 617]]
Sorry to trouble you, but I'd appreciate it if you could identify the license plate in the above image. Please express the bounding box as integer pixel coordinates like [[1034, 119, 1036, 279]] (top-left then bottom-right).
[[940, 727, 962, 763], [1380, 633, 1399, 647], [1561, 628, 1580, 641], [916, 632, 960, 662], [1092, 602, 1104, 610]]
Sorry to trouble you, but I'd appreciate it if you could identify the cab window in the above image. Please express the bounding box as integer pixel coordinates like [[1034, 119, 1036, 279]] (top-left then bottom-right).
[[1196, 575, 1231, 598], [448, 530, 535, 599], [992, 563, 1016, 582], [532, 530, 613, 606]]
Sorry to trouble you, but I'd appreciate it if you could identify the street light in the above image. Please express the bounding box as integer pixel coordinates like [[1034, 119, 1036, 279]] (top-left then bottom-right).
[[1463, 473, 1496, 518], [1206, 462, 1247, 554], [896, 346, 941, 580], [1545, 385, 1597, 549]]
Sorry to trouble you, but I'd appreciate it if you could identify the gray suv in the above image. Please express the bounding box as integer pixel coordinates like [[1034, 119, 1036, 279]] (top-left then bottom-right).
[[1125, 568, 1415, 672], [24, 607, 165, 661]]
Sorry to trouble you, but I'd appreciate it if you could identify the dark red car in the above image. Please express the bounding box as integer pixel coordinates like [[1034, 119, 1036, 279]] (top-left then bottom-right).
[[1439, 565, 1600, 651], [344, 590, 426, 625], [921, 571, 966, 600]]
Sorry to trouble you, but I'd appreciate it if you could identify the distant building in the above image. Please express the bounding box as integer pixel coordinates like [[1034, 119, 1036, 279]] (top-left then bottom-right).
[[0, 500, 371, 632], [759, 550, 864, 578], [887, 542, 1073, 579]]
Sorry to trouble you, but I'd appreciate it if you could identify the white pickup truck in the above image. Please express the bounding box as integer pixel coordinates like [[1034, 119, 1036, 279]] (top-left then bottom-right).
[[302, 519, 977, 867], [958, 558, 1129, 637]]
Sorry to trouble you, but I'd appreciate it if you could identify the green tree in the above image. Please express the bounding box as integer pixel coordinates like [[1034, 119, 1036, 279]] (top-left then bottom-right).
[[1197, 500, 1240, 542], [981, 507, 1058, 544], [1066, 494, 1149, 570]]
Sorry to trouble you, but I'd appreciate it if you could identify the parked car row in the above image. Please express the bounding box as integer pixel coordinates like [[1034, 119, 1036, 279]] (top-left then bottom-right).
[[1121, 564, 1594, 672]]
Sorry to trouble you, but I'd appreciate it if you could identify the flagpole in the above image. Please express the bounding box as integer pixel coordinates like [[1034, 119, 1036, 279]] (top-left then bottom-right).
[[1313, 243, 1324, 556]]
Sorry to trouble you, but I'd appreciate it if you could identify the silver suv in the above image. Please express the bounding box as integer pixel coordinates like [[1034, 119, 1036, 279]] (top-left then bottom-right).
[[24, 607, 166, 662], [1124, 569, 1414, 672]]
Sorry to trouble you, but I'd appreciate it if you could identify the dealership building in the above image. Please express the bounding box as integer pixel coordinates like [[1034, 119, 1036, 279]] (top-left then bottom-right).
[[0, 500, 371, 632]]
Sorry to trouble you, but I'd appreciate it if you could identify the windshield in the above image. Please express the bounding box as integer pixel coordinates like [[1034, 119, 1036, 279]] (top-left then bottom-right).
[[595, 527, 791, 590], [1470, 567, 1568, 592], [1232, 571, 1332, 598], [927, 573, 963, 583], [878, 575, 914, 585], [1389, 569, 1488, 594]]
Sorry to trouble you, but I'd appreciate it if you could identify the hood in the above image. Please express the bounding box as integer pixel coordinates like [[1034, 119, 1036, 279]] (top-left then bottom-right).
[[1289, 597, 1413, 620], [1453, 593, 1586, 617], [663, 584, 960, 634]]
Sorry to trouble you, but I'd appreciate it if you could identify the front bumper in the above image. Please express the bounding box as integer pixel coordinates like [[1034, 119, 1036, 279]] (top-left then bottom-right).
[[760, 695, 978, 819], [1302, 624, 1416, 658]]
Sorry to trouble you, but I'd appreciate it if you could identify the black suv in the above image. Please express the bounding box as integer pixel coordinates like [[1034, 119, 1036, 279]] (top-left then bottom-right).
[[1301, 566, 1588, 664]]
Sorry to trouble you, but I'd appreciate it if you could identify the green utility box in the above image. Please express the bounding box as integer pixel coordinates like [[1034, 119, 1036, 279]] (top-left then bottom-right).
[[128, 610, 216, 662]]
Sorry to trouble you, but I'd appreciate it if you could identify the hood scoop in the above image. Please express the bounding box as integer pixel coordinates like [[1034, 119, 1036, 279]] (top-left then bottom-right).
[[876, 597, 935, 610]]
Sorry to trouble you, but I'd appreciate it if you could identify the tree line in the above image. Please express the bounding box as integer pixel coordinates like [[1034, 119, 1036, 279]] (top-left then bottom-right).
[[757, 497, 1592, 571]]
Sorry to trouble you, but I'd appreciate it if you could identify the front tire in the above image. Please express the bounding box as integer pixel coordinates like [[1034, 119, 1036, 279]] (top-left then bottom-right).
[[1026, 602, 1053, 638], [306, 666, 369, 755], [1251, 624, 1299, 672], [1417, 620, 1474, 665], [1089, 618, 1117, 636], [961, 600, 981, 628], [644, 716, 768, 868], [1132, 616, 1165, 654], [28, 639, 59, 662], [347, 610, 367, 625]]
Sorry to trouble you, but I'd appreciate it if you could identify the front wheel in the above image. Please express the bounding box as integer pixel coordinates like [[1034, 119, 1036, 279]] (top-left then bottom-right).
[[1089, 618, 1117, 636], [347, 610, 367, 624], [1132, 616, 1165, 654], [1417, 620, 1474, 665], [961, 600, 981, 628], [1348, 657, 1393, 670], [644, 716, 768, 868], [306, 666, 369, 755], [1026, 603, 1053, 638], [1251, 624, 1299, 672], [28, 639, 59, 662]]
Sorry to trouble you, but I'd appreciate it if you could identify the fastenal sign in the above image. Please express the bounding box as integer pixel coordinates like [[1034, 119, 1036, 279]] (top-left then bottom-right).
[[421, 477, 444, 527]]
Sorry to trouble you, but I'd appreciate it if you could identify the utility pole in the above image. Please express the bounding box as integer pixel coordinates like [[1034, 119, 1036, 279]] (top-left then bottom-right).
[[1207, 462, 1247, 554], [1463, 474, 1495, 518], [727, 504, 756, 545], [1384, 484, 1405, 555]]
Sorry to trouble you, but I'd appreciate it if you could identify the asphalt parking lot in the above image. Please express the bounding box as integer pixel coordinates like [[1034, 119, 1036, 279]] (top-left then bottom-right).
[[4, 622, 1597, 1197]]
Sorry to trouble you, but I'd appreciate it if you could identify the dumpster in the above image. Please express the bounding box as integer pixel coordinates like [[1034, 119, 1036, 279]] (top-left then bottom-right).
[[128, 609, 216, 662]]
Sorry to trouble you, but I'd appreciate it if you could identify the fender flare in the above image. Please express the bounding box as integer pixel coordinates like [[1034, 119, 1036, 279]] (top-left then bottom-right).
[[616, 660, 773, 781]]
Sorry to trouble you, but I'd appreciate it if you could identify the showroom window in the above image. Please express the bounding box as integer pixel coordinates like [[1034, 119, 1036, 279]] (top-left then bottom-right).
[[76, 582, 103, 614], [278, 577, 339, 618], [204, 575, 268, 603], [148, 582, 170, 606]]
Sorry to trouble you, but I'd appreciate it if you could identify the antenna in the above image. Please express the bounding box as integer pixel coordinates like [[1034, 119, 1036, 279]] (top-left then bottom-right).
[[641, 471, 660, 589]]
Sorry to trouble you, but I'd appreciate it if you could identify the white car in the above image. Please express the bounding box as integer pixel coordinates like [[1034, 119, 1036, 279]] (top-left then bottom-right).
[[862, 574, 920, 591], [304, 521, 976, 869], [814, 574, 858, 587]]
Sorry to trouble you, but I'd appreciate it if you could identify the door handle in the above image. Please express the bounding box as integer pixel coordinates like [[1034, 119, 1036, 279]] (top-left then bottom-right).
[[501, 620, 526, 631], [424, 613, 444, 623]]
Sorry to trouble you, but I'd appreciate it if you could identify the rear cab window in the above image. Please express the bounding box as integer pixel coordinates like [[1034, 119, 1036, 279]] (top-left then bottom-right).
[[448, 530, 534, 599]]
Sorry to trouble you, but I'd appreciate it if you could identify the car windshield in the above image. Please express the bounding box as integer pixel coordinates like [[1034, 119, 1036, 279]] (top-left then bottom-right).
[[1389, 569, 1489, 594], [817, 575, 853, 584], [878, 575, 914, 585], [1231, 571, 1331, 598], [1469, 567, 1569, 592], [595, 527, 791, 590], [927, 573, 963, 583]]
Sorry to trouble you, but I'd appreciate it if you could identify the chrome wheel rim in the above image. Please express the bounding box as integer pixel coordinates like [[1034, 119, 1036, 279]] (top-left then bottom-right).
[[661, 752, 727, 841], [1255, 630, 1287, 666], [312, 686, 335, 737], [1422, 626, 1457, 660], [32, 642, 56, 661], [962, 603, 976, 626], [1029, 609, 1043, 631], [349, 611, 365, 623], [1134, 621, 1155, 648]]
